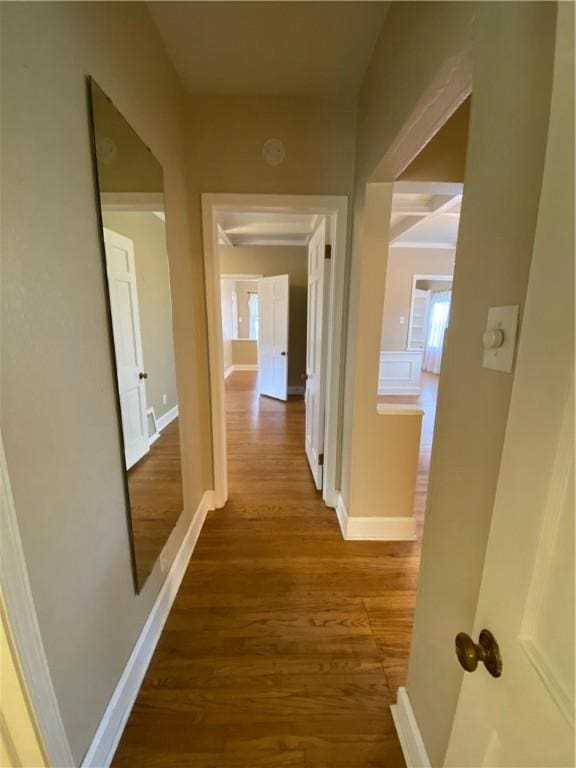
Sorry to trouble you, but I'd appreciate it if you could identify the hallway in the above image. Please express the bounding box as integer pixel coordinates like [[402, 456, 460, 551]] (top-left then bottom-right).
[[114, 372, 419, 767]]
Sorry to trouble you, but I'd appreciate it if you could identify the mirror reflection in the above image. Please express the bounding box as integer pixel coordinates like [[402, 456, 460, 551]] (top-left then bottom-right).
[[89, 80, 183, 591]]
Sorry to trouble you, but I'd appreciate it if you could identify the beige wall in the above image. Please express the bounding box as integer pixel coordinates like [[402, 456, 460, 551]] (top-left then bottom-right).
[[231, 340, 258, 366], [220, 246, 309, 388], [1, 3, 211, 762], [381, 246, 455, 350], [187, 94, 356, 196], [103, 212, 178, 419], [398, 96, 470, 183], [341, 2, 558, 764]]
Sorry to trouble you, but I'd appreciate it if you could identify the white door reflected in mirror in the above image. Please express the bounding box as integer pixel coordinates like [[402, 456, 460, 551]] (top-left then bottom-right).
[[104, 228, 150, 469]]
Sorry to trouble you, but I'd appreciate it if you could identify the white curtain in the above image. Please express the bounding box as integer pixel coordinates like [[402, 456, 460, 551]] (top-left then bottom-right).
[[248, 292, 259, 340], [423, 291, 451, 374]]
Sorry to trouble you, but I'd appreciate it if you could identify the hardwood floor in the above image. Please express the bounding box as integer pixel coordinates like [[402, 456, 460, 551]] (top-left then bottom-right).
[[128, 418, 183, 588], [114, 372, 421, 767]]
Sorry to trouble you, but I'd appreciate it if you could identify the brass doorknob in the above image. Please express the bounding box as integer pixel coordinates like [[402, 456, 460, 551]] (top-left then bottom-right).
[[139, 372, 148, 380], [455, 629, 502, 678]]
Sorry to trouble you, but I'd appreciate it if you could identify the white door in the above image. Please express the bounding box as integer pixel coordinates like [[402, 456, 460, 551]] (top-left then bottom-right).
[[305, 218, 330, 489], [258, 274, 289, 401], [104, 228, 149, 469], [445, 11, 573, 764]]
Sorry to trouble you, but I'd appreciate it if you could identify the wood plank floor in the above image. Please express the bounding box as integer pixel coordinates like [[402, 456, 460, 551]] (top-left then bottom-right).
[[128, 418, 183, 588], [114, 372, 422, 767]]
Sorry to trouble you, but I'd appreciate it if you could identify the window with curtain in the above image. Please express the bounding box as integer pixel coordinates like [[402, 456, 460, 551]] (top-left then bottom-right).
[[423, 291, 451, 374], [248, 292, 259, 340]]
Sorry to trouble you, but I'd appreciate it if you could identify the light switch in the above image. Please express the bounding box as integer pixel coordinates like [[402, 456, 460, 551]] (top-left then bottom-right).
[[482, 305, 519, 373], [399, 316, 405, 325]]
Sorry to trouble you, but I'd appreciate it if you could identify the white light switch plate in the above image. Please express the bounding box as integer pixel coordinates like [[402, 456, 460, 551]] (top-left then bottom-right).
[[482, 305, 519, 373]]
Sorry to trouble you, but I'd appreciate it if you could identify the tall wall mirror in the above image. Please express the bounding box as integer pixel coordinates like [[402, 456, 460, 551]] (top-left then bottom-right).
[[88, 79, 183, 592]]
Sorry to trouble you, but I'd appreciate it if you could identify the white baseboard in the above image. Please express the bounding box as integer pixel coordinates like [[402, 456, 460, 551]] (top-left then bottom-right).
[[287, 385, 305, 396], [156, 405, 179, 432], [82, 490, 215, 768], [336, 494, 416, 541], [390, 687, 431, 768], [231, 364, 258, 372], [224, 365, 234, 379]]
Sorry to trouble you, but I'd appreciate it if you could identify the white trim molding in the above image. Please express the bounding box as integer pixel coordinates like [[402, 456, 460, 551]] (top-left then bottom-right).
[[146, 407, 160, 445], [336, 494, 416, 541], [224, 364, 258, 379], [100, 192, 165, 212], [287, 385, 305, 396], [391, 687, 431, 768], [377, 403, 424, 417], [0, 434, 75, 766], [82, 490, 215, 767], [156, 405, 178, 433]]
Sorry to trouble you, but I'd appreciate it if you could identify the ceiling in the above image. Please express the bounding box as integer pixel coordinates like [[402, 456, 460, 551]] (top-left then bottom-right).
[[147, 2, 389, 96], [217, 211, 318, 247], [390, 183, 462, 249]]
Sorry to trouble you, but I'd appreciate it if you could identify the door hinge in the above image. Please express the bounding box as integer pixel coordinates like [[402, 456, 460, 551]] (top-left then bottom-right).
[[318, 452, 324, 466], [324, 244, 332, 260]]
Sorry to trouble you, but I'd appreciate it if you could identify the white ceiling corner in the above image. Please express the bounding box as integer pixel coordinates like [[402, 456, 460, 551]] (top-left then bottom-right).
[[389, 183, 462, 249]]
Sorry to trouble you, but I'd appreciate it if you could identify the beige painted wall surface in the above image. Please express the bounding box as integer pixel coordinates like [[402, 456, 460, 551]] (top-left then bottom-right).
[[187, 94, 356, 197], [220, 278, 235, 371], [341, 2, 558, 764], [381, 246, 455, 350], [231, 340, 258, 366], [344, 183, 423, 524], [220, 246, 308, 388], [1, 3, 211, 762], [103, 212, 178, 419], [398, 96, 470, 183]]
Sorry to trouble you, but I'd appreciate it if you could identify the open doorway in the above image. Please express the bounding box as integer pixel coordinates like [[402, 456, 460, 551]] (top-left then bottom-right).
[[202, 194, 348, 508], [377, 181, 462, 533], [220, 274, 262, 377]]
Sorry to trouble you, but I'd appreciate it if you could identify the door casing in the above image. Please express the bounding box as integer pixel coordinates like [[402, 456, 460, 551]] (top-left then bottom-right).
[[201, 193, 348, 509]]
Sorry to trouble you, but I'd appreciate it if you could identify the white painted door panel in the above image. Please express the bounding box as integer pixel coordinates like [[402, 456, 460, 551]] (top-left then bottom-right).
[[258, 275, 289, 401], [445, 13, 573, 765], [104, 228, 149, 469], [305, 218, 329, 489]]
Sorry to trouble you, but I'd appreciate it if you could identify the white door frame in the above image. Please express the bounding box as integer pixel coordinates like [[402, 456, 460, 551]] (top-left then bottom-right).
[[201, 193, 348, 509]]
